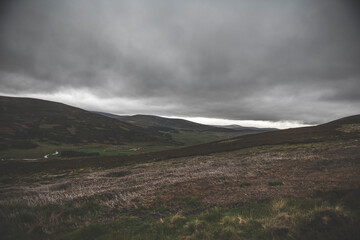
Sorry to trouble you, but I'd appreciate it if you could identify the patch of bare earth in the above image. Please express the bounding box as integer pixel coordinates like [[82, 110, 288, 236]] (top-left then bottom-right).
[[1, 141, 359, 211]]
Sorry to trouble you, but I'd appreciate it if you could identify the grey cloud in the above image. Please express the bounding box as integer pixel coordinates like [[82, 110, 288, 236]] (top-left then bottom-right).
[[0, 0, 359, 124]]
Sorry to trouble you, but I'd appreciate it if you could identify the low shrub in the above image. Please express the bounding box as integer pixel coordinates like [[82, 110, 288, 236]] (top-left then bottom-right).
[[239, 182, 251, 187], [268, 180, 283, 186]]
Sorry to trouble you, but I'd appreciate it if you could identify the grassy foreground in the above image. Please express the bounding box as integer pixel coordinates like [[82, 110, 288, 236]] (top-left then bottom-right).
[[1, 189, 359, 240]]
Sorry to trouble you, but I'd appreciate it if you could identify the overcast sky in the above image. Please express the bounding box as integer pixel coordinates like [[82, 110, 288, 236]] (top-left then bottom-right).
[[0, 0, 359, 128]]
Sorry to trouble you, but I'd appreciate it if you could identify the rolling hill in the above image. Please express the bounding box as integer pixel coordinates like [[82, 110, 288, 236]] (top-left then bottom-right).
[[0, 96, 171, 150]]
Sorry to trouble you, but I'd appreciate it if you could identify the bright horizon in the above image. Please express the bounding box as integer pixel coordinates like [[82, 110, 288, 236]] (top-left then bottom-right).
[[163, 116, 312, 129]]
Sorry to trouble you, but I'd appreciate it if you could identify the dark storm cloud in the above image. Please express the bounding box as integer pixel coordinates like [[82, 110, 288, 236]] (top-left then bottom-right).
[[0, 0, 359, 124]]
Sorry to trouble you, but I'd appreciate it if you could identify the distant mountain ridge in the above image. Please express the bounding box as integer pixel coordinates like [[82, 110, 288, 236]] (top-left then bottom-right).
[[93, 112, 276, 134], [111, 114, 233, 132], [214, 124, 277, 132], [93, 112, 224, 131]]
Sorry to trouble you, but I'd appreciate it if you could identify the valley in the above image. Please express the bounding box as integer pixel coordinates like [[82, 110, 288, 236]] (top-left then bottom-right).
[[0, 97, 359, 239]]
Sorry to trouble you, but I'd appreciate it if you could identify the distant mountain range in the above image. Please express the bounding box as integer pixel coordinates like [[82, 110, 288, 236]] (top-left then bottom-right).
[[214, 124, 278, 132], [93, 112, 219, 131], [93, 112, 276, 134]]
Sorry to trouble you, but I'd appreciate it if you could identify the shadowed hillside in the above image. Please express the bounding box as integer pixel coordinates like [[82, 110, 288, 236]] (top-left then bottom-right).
[[0, 96, 171, 149]]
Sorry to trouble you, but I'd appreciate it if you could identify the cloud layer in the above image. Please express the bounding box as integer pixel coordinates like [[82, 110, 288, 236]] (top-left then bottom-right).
[[1, 0, 359, 124]]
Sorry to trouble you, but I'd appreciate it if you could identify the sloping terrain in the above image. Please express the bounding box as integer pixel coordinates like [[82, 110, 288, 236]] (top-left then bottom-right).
[[0, 96, 172, 150], [0, 114, 359, 239]]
